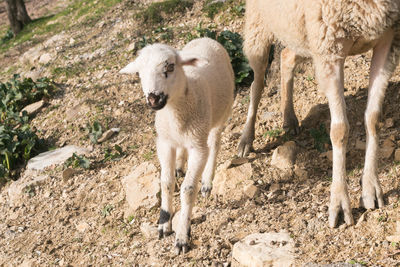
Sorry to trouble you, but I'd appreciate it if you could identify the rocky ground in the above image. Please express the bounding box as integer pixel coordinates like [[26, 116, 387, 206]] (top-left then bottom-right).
[[1, 0, 400, 266]]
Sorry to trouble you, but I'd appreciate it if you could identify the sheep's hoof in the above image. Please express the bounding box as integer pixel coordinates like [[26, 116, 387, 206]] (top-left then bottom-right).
[[359, 187, 384, 210], [201, 185, 211, 198], [328, 197, 354, 228], [158, 228, 172, 239], [175, 169, 185, 178], [175, 240, 190, 254], [283, 116, 300, 135], [237, 137, 253, 157]]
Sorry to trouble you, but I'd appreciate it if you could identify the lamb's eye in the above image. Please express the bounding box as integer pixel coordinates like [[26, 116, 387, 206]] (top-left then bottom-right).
[[166, 63, 175, 72]]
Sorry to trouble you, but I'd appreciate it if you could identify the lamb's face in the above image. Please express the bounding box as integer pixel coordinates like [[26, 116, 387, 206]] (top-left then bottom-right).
[[120, 44, 183, 111]]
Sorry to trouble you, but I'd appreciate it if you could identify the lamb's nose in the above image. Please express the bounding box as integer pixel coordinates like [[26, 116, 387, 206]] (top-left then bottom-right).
[[148, 93, 160, 106]]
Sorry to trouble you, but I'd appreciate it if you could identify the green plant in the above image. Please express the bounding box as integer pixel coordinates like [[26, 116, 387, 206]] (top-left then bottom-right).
[[143, 150, 154, 160], [136, 0, 193, 24], [0, 74, 53, 180], [87, 121, 102, 144], [0, 29, 14, 45], [101, 204, 114, 217], [104, 145, 124, 161], [263, 128, 283, 139], [65, 153, 90, 169], [309, 124, 331, 152], [136, 36, 154, 50]]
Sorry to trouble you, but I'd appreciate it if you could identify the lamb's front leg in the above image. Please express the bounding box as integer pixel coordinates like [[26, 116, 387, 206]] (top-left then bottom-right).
[[175, 146, 208, 254], [314, 58, 354, 228], [157, 139, 176, 238]]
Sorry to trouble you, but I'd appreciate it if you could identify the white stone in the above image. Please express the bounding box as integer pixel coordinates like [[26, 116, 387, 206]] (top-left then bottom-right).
[[122, 162, 160, 211], [355, 140, 366, 150], [7, 171, 49, 205], [21, 100, 44, 116], [27, 145, 90, 170], [232, 232, 295, 267], [211, 163, 253, 201], [39, 53, 54, 65], [76, 222, 89, 233], [97, 128, 120, 143], [271, 141, 297, 170]]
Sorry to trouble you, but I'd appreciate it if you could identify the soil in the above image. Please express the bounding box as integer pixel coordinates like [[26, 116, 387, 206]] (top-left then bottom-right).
[[1, 1, 400, 266]]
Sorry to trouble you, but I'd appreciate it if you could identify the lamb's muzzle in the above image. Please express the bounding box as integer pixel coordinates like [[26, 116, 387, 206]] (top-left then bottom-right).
[[147, 92, 168, 110]]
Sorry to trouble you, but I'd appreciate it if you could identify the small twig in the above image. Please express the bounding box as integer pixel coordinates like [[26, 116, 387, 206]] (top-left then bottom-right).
[[388, 250, 400, 257]]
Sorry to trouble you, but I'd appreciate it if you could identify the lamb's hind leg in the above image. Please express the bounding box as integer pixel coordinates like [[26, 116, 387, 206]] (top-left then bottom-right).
[[361, 29, 398, 209], [175, 147, 187, 178], [281, 47, 303, 134], [314, 58, 354, 228], [238, 30, 272, 157], [175, 146, 208, 254], [157, 139, 176, 238], [201, 126, 223, 197]]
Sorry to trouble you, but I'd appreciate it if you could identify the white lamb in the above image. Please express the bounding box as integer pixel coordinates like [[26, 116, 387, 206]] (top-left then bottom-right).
[[239, 0, 400, 228], [120, 38, 234, 253]]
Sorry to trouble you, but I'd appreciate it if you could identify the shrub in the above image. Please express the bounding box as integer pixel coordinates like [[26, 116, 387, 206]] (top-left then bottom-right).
[[0, 74, 54, 181]]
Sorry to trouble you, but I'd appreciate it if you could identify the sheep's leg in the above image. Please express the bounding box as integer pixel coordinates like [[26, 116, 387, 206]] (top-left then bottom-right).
[[314, 58, 354, 228], [175, 147, 208, 254], [201, 126, 223, 197], [157, 139, 176, 238], [175, 147, 187, 178], [361, 30, 397, 209], [238, 45, 271, 157], [280, 47, 302, 134]]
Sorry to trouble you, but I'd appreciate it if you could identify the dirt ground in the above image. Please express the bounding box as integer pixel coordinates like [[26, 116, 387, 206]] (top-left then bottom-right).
[[0, 1, 400, 266]]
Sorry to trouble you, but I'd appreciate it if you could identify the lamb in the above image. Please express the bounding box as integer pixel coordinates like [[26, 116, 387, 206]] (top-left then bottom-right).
[[238, 0, 400, 228], [120, 37, 234, 253]]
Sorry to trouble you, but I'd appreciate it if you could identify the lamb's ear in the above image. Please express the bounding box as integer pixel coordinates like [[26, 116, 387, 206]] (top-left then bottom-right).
[[178, 52, 209, 67], [119, 59, 140, 74]]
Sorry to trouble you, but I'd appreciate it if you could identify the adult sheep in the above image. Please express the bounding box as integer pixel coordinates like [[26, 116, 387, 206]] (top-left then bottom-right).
[[120, 38, 234, 253], [238, 0, 400, 227]]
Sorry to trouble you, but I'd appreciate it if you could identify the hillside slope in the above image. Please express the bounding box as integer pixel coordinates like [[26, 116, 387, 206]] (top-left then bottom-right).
[[0, 0, 399, 266]]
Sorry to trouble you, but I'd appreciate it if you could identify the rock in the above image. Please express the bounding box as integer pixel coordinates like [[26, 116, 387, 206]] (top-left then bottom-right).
[[140, 222, 158, 239], [122, 162, 160, 211], [62, 168, 78, 181], [21, 100, 45, 116], [262, 111, 276, 121], [128, 42, 137, 52], [232, 232, 295, 267], [294, 165, 308, 180], [355, 140, 366, 150], [20, 259, 36, 267], [243, 184, 259, 199], [20, 44, 44, 65], [211, 163, 253, 201], [384, 118, 394, 128], [396, 221, 400, 233], [76, 222, 89, 233], [304, 263, 363, 267], [386, 235, 400, 243], [39, 53, 54, 65], [270, 141, 297, 170], [380, 137, 395, 159], [27, 145, 90, 170], [7, 171, 49, 205], [229, 157, 249, 167], [97, 128, 120, 143], [395, 149, 400, 162]]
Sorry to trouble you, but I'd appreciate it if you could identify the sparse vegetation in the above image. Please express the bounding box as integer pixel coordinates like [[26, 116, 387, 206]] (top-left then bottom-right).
[[136, 0, 193, 24], [309, 123, 331, 152], [65, 153, 91, 169], [103, 145, 124, 162], [87, 121, 103, 144]]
